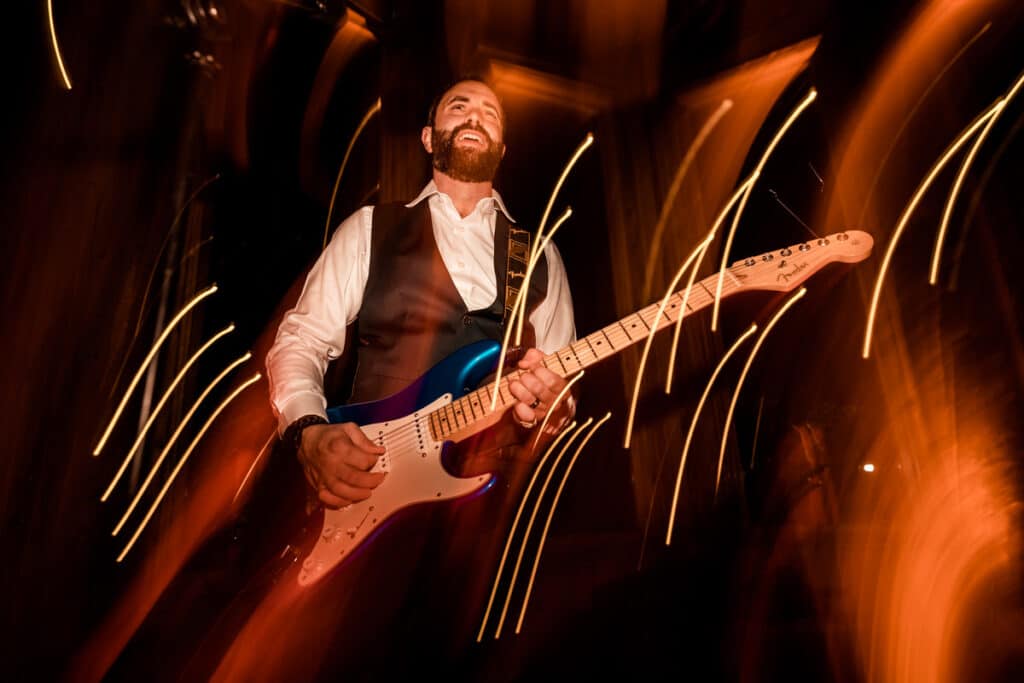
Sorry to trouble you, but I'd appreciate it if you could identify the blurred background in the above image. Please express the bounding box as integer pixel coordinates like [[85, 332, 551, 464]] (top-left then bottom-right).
[[3, 1, 1024, 680]]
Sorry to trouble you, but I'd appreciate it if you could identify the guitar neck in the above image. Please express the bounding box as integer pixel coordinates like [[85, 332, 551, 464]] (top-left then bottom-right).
[[426, 267, 744, 442]]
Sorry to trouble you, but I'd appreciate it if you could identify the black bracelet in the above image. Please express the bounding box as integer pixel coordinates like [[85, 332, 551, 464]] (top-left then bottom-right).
[[283, 414, 328, 456]]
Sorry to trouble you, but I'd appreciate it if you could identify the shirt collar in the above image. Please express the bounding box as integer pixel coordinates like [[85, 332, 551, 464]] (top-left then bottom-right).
[[405, 179, 515, 223]]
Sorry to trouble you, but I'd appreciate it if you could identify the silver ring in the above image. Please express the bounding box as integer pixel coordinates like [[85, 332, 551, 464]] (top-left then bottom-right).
[[529, 398, 541, 409]]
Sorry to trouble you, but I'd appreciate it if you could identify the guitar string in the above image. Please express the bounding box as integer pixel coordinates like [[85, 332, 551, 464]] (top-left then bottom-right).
[[360, 276, 744, 460]]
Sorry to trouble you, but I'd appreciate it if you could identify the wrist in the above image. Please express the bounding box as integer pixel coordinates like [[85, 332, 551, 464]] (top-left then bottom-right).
[[283, 414, 328, 457]]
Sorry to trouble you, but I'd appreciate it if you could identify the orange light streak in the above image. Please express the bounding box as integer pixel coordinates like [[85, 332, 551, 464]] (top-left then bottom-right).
[[711, 89, 817, 332], [93, 284, 218, 456], [476, 420, 578, 642], [529, 371, 584, 454], [515, 412, 611, 634], [111, 352, 252, 537], [930, 69, 1024, 284], [493, 418, 593, 639], [716, 288, 806, 497], [232, 428, 278, 504], [862, 105, 1000, 358], [515, 132, 594, 346], [490, 207, 573, 411], [624, 230, 718, 448], [100, 323, 235, 501], [665, 226, 716, 395], [665, 323, 757, 546], [641, 99, 733, 302], [322, 98, 381, 249], [116, 373, 262, 562], [46, 0, 72, 89]]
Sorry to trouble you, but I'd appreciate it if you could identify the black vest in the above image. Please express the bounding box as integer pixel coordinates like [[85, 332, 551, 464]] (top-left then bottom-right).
[[349, 201, 548, 402]]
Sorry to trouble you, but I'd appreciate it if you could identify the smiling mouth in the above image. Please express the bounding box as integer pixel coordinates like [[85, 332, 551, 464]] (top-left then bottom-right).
[[454, 127, 490, 147]]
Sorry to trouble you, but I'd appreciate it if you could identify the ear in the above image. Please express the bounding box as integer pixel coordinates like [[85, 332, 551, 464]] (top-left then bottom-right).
[[421, 126, 433, 153], [500, 142, 506, 159]]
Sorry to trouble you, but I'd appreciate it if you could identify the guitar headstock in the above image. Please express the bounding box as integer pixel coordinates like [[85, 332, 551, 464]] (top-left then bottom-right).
[[729, 230, 874, 292]]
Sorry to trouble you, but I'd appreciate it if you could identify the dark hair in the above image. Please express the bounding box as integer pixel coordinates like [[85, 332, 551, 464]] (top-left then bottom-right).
[[425, 75, 507, 132]]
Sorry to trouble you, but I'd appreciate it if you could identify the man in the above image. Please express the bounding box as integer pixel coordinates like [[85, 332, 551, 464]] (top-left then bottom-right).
[[266, 78, 576, 509]]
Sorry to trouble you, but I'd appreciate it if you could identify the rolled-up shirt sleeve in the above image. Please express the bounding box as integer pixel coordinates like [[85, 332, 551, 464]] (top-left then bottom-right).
[[266, 207, 373, 433]]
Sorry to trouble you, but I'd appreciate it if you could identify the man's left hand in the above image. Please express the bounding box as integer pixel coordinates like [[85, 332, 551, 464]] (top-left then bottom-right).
[[508, 348, 574, 434]]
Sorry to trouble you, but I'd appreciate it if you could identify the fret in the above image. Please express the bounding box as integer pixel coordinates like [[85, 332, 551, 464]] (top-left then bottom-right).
[[581, 335, 601, 361], [618, 320, 637, 342], [466, 392, 480, 420], [633, 310, 653, 331], [428, 411, 440, 440], [572, 339, 594, 365], [451, 399, 467, 428], [598, 328, 617, 351], [550, 351, 568, 375], [567, 342, 585, 369]]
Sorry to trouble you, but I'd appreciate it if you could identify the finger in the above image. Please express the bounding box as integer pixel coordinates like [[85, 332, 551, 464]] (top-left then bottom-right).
[[516, 372, 551, 402], [337, 464, 387, 489], [318, 488, 353, 509], [509, 379, 539, 408], [529, 365, 565, 392], [322, 476, 376, 504], [517, 347, 546, 369], [341, 422, 386, 454], [513, 402, 537, 424]]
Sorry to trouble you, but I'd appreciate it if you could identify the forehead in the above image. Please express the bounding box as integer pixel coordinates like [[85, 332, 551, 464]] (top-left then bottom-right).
[[439, 81, 503, 116]]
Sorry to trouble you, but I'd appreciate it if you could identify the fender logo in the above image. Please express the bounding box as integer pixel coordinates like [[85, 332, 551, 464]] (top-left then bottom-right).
[[777, 260, 809, 284]]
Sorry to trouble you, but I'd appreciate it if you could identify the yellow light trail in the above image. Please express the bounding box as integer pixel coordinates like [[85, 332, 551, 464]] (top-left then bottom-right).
[[641, 99, 733, 302], [111, 352, 252, 536], [711, 89, 817, 332], [46, 0, 72, 90], [322, 98, 382, 249], [862, 104, 1000, 358], [624, 230, 717, 448], [665, 324, 757, 546], [516, 412, 611, 634], [717, 288, 806, 498], [232, 428, 279, 504], [476, 420, 579, 643], [494, 418, 593, 639], [490, 207, 573, 411], [93, 284, 218, 456], [930, 70, 1024, 284], [100, 323, 235, 501], [529, 371, 585, 454], [665, 236, 714, 394], [117, 373, 262, 562], [515, 133, 594, 346]]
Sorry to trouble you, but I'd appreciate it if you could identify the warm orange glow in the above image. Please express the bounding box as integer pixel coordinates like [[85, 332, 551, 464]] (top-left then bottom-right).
[[493, 418, 593, 639], [717, 288, 806, 497], [641, 99, 733, 302], [322, 98, 382, 249], [862, 105, 998, 358], [491, 207, 573, 411], [516, 412, 611, 633], [100, 324, 235, 501], [930, 69, 1024, 284], [116, 373, 262, 562], [862, 463, 876, 472], [712, 89, 817, 332], [476, 420, 578, 642], [93, 284, 218, 456], [111, 352, 252, 537], [46, 0, 72, 89], [232, 428, 278, 504], [624, 229, 717, 448], [666, 324, 757, 546]]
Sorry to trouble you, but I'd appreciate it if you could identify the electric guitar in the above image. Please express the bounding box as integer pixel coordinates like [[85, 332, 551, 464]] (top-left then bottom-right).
[[297, 230, 874, 586]]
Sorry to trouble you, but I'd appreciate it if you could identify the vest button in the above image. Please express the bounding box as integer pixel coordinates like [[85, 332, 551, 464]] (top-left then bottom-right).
[[462, 314, 473, 327]]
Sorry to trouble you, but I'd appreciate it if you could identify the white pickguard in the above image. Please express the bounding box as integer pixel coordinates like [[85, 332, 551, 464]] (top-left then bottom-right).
[[297, 394, 493, 587]]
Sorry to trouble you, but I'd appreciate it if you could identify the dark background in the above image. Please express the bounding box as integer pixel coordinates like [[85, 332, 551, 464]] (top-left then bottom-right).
[[3, 1, 1023, 681]]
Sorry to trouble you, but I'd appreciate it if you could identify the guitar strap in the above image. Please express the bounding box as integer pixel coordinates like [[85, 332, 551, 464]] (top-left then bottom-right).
[[503, 224, 532, 325]]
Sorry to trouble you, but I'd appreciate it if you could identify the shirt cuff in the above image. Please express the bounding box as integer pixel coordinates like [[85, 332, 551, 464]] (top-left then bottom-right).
[[276, 393, 328, 434]]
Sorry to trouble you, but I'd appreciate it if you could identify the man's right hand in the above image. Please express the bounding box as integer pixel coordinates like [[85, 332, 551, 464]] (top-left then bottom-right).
[[298, 422, 387, 508]]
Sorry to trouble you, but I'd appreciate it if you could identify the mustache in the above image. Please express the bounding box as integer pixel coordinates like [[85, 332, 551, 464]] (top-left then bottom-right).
[[449, 121, 493, 145]]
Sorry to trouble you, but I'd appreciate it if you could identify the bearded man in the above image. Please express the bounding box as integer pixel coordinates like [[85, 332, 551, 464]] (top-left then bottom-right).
[[266, 77, 577, 509]]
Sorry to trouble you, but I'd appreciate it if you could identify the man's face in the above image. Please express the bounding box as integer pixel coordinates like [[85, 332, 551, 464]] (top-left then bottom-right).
[[422, 81, 506, 183]]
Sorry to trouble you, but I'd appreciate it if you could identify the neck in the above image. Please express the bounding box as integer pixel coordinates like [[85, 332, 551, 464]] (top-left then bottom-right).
[[432, 171, 493, 218]]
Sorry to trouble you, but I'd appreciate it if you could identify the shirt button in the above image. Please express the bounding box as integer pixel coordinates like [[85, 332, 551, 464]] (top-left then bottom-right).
[[462, 315, 474, 326], [458, 261, 466, 268]]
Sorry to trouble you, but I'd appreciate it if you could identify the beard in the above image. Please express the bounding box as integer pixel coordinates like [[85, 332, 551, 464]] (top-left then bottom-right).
[[431, 123, 503, 183]]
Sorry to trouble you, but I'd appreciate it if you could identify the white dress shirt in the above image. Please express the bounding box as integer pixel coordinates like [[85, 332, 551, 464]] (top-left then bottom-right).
[[266, 181, 577, 431]]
